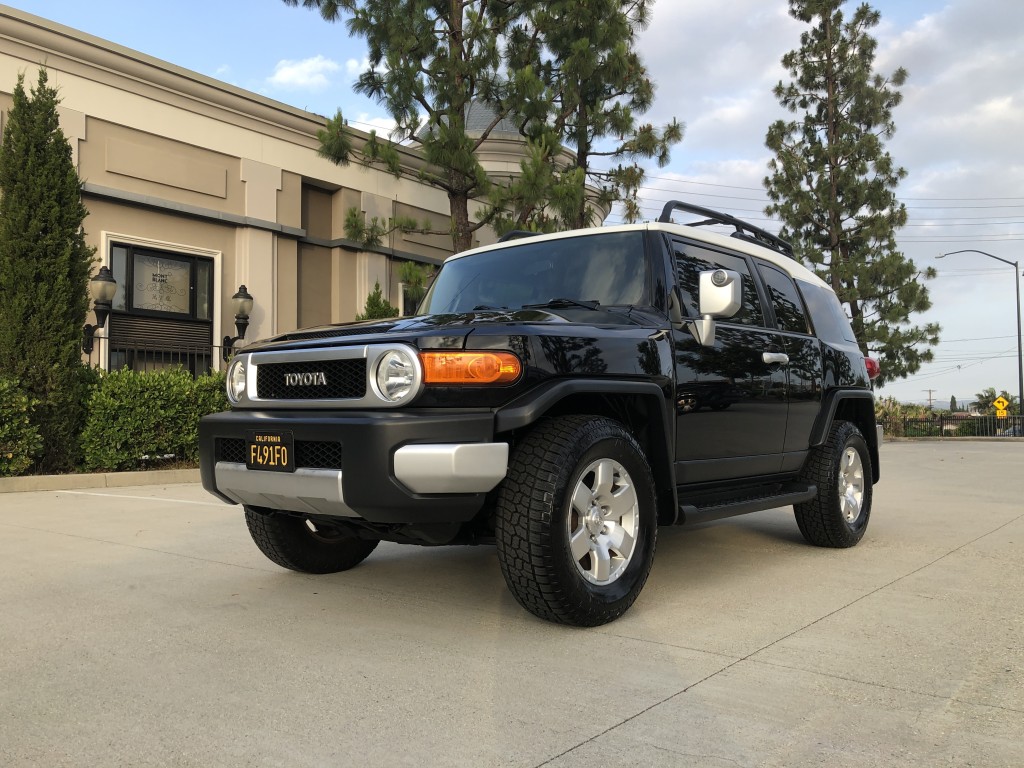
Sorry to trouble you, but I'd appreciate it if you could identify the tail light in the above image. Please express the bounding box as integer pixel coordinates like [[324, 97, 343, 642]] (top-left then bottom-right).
[[865, 357, 881, 380]]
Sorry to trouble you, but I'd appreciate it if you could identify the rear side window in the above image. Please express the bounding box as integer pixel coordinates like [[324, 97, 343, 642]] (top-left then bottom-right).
[[672, 240, 764, 326], [797, 280, 858, 344], [759, 263, 811, 334]]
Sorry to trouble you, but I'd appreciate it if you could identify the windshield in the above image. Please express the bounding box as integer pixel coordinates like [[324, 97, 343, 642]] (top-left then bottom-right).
[[420, 231, 650, 314]]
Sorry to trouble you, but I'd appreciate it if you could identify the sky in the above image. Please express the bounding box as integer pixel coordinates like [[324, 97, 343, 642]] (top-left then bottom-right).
[[4, 0, 1023, 408]]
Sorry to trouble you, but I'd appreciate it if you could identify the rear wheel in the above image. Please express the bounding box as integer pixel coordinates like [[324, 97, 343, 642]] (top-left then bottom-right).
[[244, 507, 378, 573], [495, 415, 657, 626], [794, 420, 872, 548]]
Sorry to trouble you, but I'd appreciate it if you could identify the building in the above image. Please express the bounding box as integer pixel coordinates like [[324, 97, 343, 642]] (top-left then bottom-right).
[[1, 6, 600, 373]]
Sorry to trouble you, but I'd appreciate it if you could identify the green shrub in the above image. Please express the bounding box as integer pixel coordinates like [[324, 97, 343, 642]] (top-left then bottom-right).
[[0, 376, 43, 476], [80, 368, 229, 471]]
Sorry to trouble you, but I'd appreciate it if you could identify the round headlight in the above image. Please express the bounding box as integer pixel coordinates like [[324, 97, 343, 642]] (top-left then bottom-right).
[[226, 358, 246, 403], [375, 349, 417, 403]]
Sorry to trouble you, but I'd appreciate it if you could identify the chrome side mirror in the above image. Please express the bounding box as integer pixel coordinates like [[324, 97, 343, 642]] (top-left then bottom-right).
[[693, 269, 742, 347]]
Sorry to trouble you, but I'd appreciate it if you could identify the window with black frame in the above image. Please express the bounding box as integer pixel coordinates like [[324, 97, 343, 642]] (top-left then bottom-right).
[[671, 240, 765, 326], [106, 243, 215, 375]]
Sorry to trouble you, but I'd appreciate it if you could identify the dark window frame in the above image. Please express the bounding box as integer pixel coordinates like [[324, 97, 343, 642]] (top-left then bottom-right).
[[669, 237, 769, 328], [110, 242, 214, 324], [755, 260, 813, 336]]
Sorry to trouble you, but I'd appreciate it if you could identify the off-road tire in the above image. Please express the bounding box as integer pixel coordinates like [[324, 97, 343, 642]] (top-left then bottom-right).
[[495, 415, 657, 626], [794, 420, 872, 548], [244, 507, 378, 573]]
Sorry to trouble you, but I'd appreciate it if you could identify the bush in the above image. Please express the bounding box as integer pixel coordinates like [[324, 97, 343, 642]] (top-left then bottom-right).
[[80, 368, 228, 471], [0, 376, 43, 476]]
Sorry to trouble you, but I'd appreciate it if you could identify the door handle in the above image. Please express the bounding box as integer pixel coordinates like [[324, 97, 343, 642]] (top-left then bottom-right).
[[762, 352, 789, 365]]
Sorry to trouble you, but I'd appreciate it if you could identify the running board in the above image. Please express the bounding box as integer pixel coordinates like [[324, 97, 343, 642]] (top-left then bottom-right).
[[677, 482, 817, 526]]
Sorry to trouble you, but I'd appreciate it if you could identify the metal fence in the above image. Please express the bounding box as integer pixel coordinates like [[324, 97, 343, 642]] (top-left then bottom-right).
[[84, 336, 224, 377], [878, 415, 1024, 438]]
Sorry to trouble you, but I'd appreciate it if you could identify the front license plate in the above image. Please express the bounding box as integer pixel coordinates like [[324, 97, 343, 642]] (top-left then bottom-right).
[[245, 430, 295, 472]]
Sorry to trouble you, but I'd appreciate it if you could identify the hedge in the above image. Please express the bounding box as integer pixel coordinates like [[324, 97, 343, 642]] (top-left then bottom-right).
[[0, 376, 43, 476], [80, 368, 228, 471]]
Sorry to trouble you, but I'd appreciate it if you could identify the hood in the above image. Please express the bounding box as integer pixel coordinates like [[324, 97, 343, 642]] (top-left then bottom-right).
[[242, 307, 646, 353]]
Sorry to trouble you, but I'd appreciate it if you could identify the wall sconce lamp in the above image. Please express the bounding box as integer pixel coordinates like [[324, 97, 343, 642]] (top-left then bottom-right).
[[82, 266, 118, 354], [222, 284, 254, 362]]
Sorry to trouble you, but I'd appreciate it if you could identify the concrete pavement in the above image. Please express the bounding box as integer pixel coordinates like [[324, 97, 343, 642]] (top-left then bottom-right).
[[0, 441, 1020, 767]]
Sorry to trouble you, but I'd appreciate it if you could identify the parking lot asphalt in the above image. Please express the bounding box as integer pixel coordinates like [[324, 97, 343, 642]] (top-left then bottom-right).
[[0, 440, 1021, 768]]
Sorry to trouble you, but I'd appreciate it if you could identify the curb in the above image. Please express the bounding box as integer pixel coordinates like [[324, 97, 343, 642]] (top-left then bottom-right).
[[0, 468, 201, 494]]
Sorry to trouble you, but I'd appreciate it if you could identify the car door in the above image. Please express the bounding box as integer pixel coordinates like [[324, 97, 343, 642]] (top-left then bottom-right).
[[756, 260, 823, 471], [670, 239, 789, 484]]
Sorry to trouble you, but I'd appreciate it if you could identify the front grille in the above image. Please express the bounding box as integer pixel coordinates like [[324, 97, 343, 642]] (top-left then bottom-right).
[[218, 438, 246, 463], [216, 437, 342, 470], [256, 359, 366, 400], [294, 441, 343, 469]]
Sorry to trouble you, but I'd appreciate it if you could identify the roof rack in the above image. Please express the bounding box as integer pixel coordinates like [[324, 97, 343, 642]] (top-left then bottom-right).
[[657, 200, 793, 256]]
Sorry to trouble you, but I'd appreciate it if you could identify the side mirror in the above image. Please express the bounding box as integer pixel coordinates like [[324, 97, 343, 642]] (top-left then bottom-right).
[[693, 269, 742, 347]]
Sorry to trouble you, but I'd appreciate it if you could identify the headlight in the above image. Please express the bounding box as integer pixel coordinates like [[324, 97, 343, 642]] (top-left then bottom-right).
[[375, 348, 418, 403], [226, 358, 247, 403]]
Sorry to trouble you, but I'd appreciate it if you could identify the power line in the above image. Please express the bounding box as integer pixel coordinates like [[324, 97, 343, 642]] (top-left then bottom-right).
[[638, 173, 1024, 202]]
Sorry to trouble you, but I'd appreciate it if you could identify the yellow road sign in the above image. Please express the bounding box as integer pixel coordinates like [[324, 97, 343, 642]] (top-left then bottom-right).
[[993, 396, 1010, 411], [997, 409, 1009, 418]]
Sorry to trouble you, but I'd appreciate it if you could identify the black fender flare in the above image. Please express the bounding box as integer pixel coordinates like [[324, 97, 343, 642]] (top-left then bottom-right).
[[495, 379, 678, 522], [811, 389, 880, 483]]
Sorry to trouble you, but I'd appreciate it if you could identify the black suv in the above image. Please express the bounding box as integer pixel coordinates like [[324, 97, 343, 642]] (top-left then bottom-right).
[[199, 201, 880, 626]]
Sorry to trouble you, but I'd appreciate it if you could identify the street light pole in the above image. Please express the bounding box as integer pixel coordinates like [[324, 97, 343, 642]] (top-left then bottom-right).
[[938, 249, 1023, 418]]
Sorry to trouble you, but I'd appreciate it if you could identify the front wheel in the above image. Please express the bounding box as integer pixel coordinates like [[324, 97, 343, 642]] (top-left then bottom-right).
[[495, 415, 657, 626], [794, 420, 873, 548], [244, 507, 378, 573]]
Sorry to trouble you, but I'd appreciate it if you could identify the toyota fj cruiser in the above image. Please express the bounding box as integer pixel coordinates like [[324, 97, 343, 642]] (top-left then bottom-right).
[[199, 201, 880, 626]]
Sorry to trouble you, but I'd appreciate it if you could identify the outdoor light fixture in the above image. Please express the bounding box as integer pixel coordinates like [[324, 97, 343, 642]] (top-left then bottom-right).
[[222, 284, 254, 362], [937, 249, 1023, 417], [82, 265, 117, 355]]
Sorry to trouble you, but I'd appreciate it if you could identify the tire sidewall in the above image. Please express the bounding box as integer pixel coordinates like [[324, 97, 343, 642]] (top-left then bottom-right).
[[547, 427, 657, 610], [832, 424, 872, 541]]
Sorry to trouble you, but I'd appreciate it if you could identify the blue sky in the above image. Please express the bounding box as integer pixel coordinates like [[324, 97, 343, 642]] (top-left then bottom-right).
[[5, 0, 1024, 407]]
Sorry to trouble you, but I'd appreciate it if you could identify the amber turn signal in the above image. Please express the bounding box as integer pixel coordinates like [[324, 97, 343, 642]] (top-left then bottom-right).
[[420, 351, 522, 384]]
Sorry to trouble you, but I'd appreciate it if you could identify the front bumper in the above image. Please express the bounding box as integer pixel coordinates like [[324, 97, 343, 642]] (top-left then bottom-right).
[[199, 409, 506, 524]]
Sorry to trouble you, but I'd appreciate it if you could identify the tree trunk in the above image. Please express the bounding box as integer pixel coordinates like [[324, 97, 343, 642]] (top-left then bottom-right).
[[449, 190, 473, 253]]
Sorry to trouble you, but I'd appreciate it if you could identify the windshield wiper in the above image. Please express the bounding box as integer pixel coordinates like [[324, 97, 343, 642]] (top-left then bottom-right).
[[521, 298, 602, 311], [472, 304, 509, 311]]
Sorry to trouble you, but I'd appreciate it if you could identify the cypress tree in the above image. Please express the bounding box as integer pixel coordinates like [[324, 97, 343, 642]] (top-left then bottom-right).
[[764, 1, 939, 385], [0, 69, 95, 472], [355, 281, 399, 321]]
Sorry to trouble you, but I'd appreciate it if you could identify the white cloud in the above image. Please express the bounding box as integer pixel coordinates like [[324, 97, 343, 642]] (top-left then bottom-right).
[[345, 57, 370, 78], [346, 112, 399, 139], [267, 55, 341, 90]]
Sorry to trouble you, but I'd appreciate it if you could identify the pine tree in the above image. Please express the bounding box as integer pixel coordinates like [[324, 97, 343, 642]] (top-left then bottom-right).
[[355, 281, 399, 321], [503, 0, 683, 229], [764, 0, 938, 386], [285, 0, 537, 253], [0, 69, 95, 472], [949, 395, 957, 412]]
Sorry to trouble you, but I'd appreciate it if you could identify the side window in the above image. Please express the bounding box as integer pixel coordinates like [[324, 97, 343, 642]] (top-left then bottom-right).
[[672, 240, 764, 326], [758, 262, 811, 334], [796, 279, 858, 344]]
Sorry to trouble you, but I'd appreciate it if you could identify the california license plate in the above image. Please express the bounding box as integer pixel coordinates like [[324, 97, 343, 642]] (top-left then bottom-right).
[[245, 430, 295, 472]]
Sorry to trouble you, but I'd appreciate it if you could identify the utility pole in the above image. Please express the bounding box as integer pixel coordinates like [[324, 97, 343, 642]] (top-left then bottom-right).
[[922, 389, 937, 410]]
